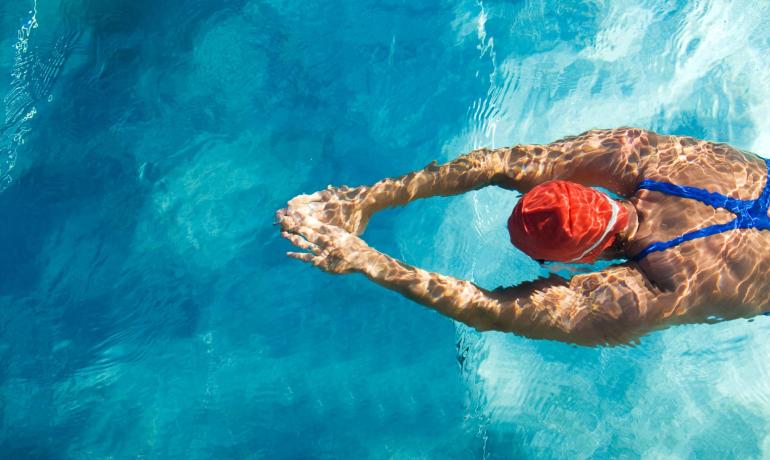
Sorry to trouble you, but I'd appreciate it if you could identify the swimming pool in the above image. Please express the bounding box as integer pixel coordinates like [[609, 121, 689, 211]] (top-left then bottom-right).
[[2, 0, 770, 458]]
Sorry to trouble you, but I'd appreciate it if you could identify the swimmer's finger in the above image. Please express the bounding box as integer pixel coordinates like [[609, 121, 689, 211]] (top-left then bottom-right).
[[275, 208, 294, 227], [277, 210, 306, 232], [288, 224, 329, 246], [287, 251, 315, 263], [278, 218, 297, 233], [275, 209, 290, 225], [281, 230, 305, 245], [287, 252, 331, 272], [281, 231, 319, 253]]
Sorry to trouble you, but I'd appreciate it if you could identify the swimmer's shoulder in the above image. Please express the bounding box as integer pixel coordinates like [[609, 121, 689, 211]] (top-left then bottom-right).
[[638, 132, 764, 186]]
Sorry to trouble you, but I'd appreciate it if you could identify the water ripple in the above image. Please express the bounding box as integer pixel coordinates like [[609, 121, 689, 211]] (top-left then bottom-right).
[[1, 1, 77, 191]]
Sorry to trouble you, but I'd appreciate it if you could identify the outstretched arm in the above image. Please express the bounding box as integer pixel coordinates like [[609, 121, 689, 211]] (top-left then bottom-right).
[[279, 218, 679, 347], [358, 252, 677, 346], [281, 127, 660, 235], [281, 147, 507, 235], [367, 127, 660, 210]]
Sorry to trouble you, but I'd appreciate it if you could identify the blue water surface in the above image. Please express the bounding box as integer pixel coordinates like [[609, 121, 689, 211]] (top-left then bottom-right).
[[2, 0, 770, 458]]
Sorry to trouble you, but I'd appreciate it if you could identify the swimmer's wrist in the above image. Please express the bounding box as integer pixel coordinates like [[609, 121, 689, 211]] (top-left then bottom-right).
[[354, 247, 388, 277], [364, 181, 398, 212], [365, 159, 445, 210]]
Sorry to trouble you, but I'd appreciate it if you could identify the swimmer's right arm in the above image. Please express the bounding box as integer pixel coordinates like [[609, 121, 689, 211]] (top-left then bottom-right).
[[364, 127, 660, 211], [496, 127, 660, 196], [363, 147, 508, 209], [282, 127, 660, 234], [282, 147, 509, 234]]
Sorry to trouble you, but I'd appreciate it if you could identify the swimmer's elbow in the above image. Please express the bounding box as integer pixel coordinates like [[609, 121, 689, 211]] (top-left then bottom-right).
[[467, 318, 501, 333], [505, 305, 638, 347], [549, 311, 656, 347], [459, 306, 638, 347], [451, 298, 512, 333], [455, 308, 501, 332], [516, 321, 629, 347]]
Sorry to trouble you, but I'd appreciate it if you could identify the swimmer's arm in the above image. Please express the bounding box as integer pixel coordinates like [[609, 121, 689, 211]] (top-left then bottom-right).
[[359, 250, 676, 346], [489, 264, 679, 346], [496, 127, 660, 195], [363, 127, 658, 212], [280, 218, 676, 345], [364, 147, 509, 212], [281, 148, 508, 235], [354, 246, 518, 332]]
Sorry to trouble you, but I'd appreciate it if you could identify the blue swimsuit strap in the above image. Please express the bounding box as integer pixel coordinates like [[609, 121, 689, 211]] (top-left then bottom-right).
[[632, 158, 770, 261]]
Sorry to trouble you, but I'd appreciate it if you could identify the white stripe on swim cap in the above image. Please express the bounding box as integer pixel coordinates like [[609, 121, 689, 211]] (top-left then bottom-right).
[[569, 194, 620, 263]]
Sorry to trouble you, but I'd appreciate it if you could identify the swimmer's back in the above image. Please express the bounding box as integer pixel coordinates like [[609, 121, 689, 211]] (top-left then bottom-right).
[[629, 134, 770, 320]]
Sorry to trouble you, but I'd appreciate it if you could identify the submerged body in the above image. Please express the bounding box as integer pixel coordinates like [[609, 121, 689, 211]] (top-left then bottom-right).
[[278, 128, 770, 346]]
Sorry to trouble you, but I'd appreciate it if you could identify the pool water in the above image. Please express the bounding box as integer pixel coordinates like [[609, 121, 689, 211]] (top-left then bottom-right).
[[2, 0, 770, 458]]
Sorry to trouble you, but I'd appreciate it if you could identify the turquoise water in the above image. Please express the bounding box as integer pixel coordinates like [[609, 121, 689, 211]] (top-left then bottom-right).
[[2, 0, 770, 458]]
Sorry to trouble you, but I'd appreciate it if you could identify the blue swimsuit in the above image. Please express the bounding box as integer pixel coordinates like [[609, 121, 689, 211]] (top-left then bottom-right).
[[632, 157, 770, 261]]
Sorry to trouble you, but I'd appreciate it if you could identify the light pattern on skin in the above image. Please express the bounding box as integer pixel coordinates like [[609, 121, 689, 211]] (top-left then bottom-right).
[[278, 127, 770, 346]]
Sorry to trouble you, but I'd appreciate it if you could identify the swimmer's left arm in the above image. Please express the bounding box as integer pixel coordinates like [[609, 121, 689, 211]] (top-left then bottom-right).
[[280, 219, 514, 331], [357, 258, 677, 346], [491, 265, 679, 346], [280, 219, 678, 346]]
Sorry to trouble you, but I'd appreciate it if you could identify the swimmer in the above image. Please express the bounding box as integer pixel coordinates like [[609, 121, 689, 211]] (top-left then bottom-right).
[[276, 128, 770, 346]]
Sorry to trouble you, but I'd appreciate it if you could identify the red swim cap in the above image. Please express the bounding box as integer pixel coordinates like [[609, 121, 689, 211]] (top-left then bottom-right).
[[507, 180, 628, 263]]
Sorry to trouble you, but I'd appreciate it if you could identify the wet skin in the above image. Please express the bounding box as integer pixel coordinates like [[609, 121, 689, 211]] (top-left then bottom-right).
[[277, 128, 770, 346]]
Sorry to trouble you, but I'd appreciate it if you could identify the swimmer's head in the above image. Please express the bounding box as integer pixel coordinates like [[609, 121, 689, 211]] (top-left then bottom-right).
[[507, 180, 628, 263]]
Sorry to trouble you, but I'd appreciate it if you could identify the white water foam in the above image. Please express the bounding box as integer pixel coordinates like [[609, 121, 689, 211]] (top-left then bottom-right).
[[1, 1, 39, 191]]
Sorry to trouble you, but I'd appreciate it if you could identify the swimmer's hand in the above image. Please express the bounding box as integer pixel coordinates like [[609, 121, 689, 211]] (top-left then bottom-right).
[[282, 185, 374, 235], [279, 215, 371, 275]]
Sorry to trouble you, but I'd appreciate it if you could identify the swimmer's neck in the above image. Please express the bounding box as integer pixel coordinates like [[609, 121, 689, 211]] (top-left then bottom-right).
[[619, 200, 639, 243]]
